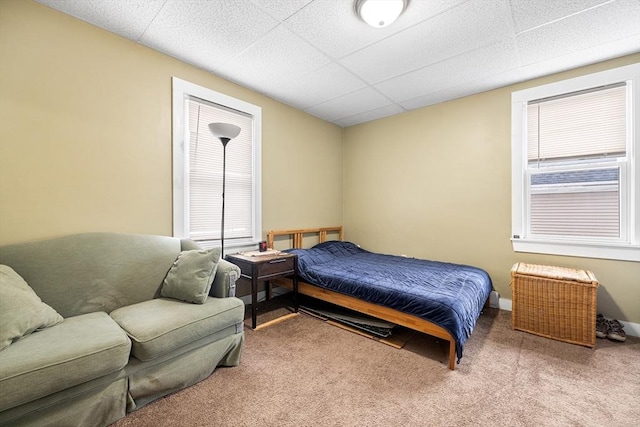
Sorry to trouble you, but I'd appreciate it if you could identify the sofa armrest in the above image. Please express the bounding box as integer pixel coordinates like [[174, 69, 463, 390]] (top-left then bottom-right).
[[210, 259, 241, 298]]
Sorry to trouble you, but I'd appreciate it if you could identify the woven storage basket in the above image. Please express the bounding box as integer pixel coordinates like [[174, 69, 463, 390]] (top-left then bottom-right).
[[511, 263, 599, 347]]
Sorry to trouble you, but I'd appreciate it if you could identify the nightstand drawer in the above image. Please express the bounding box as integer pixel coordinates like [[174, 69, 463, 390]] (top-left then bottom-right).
[[258, 256, 295, 277]]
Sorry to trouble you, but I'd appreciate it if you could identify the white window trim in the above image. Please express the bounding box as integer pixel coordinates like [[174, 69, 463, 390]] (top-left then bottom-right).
[[172, 77, 262, 252], [511, 63, 640, 262]]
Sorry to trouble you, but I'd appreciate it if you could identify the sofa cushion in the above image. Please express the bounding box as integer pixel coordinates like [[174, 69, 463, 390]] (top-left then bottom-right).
[[160, 248, 221, 304], [0, 312, 131, 412], [0, 265, 63, 351], [110, 297, 244, 361]]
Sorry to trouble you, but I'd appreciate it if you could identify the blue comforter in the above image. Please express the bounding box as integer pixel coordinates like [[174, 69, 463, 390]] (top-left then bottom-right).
[[286, 241, 493, 361]]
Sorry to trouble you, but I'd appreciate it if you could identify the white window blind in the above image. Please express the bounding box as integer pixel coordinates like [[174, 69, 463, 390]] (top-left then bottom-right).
[[527, 84, 627, 162], [187, 98, 254, 244], [525, 84, 627, 240], [529, 167, 620, 238]]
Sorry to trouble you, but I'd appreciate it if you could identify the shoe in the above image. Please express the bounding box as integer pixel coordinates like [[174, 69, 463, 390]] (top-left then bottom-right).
[[595, 314, 609, 338], [607, 319, 626, 342]]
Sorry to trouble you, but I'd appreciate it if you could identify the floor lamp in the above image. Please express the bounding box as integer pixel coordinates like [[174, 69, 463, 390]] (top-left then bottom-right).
[[208, 122, 241, 257]]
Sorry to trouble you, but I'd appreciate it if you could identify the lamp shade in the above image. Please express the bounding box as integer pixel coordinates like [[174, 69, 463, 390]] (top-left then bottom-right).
[[208, 123, 241, 140], [356, 0, 407, 28]]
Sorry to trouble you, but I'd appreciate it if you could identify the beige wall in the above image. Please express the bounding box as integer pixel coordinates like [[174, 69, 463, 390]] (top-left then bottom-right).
[[343, 55, 640, 324], [1, 2, 638, 323], [0, 1, 343, 245]]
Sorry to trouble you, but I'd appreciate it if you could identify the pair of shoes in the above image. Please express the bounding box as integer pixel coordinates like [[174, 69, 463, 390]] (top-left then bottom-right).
[[596, 313, 609, 338], [595, 314, 626, 342], [607, 319, 626, 342]]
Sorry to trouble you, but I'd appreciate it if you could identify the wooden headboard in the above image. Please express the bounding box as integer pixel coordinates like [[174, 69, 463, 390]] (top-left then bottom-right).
[[267, 226, 343, 250]]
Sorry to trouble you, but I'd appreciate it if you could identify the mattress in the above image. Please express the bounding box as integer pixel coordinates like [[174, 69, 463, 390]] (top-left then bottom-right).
[[286, 241, 493, 361]]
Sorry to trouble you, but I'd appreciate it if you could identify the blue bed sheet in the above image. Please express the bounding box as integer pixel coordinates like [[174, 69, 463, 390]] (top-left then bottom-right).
[[286, 241, 493, 361]]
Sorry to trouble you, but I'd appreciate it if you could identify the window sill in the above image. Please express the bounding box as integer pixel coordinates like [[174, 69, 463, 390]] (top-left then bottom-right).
[[512, 239, 640, 262], [194, 239, 260, 253]]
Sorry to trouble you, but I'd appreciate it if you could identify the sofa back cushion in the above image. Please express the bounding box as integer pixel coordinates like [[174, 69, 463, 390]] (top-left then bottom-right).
[[0, 233, 181, 318]]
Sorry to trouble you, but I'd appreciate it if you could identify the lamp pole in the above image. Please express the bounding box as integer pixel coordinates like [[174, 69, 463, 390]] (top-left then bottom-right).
[[220, 136, 230, 257], [208, 123, 241, 257]]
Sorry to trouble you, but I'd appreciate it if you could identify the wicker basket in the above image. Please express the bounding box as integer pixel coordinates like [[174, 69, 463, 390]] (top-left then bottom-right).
[[511, 263, 599, 347]]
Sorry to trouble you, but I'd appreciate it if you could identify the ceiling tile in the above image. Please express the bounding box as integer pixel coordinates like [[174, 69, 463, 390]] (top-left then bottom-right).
[[339, 0, 515, 84], [37, 0, 166, 40], [399, 68, 524, 110], [249, 0, 315, 22], [140, 0, 279, 70], [375, 38, 519, 103], [335, 104, 406, 128], [518, 34, 640, 82], [284, 0, 469, 60], [305, 87, 393, 123], [268, 63, 367, 110], [216, 25, 332, 94], [516, 0, 640, 66], [510, 0, 610, 34]]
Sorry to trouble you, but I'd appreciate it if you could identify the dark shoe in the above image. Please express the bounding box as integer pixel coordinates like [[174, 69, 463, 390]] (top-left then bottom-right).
[[595, 314, 609, 338], [607, 319, 626, 342]]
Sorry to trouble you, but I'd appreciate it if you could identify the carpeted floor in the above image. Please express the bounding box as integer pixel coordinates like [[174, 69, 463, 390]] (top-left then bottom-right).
[[112, 302, 640, 427]]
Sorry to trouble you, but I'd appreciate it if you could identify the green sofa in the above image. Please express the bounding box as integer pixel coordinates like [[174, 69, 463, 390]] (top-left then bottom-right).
[[0, 233, 245, 426]]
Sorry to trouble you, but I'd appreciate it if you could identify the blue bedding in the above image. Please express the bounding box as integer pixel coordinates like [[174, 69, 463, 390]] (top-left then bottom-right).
[[286, 241, 493, 361]]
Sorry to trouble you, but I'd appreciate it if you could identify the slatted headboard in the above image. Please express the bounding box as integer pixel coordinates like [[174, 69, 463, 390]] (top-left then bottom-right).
[[267, 226, 343, 250]]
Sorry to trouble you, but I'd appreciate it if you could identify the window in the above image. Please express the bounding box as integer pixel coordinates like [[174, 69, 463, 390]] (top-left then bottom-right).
[[172, 77, 262, 251], [511, 63, 639, 262]]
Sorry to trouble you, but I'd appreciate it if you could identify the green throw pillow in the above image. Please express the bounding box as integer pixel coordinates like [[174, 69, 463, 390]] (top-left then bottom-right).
[[0, 265, 64, 351], [160, 248, 221, 304]]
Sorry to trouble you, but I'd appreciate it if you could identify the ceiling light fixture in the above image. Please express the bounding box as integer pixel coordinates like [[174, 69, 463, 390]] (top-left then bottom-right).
[[355, 0, 408, 28]]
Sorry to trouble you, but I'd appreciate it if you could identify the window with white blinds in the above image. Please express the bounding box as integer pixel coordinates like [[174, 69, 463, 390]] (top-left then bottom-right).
[[187, 99, 254, 243], [511, 63, 639, 262], [172, 78, 262, 252], [526, 84, 626, 239]]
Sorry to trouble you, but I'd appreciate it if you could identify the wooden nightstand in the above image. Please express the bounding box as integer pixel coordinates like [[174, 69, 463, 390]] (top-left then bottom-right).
[[225, 252, 298, 329]]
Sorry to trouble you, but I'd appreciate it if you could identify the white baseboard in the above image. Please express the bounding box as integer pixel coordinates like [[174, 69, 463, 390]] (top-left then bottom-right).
[[620, 320, 640, 338], [498, 297, 639, 338], [498, 297, 512, 312]]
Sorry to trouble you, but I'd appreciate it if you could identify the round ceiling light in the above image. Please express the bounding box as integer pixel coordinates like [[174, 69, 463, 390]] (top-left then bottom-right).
[[356, 0, 408, 28]]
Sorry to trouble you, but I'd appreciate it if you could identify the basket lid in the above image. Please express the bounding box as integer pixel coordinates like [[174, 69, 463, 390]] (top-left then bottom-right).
[[512, 263, 598, 284]]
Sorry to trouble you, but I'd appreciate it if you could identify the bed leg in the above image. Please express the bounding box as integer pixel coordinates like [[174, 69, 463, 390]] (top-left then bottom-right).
[[448, 340, 456, 370]]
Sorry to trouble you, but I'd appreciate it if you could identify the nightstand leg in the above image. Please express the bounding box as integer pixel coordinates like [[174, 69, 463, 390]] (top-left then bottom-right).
[[251, 276, 258, 329], [293, 276, 298, 312]]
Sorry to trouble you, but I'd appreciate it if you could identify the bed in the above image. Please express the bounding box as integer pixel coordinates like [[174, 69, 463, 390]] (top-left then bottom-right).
[[267, 226, 493, 370]]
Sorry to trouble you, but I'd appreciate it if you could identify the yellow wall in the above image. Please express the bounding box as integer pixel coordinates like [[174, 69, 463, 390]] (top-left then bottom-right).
[[1, 2, 638, 323], [343, 54, 640, 324], [0, 1, 343, 245]]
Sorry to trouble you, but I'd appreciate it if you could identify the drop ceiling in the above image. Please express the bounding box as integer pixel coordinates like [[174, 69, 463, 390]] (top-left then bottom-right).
[[36, 0, 640, 127]]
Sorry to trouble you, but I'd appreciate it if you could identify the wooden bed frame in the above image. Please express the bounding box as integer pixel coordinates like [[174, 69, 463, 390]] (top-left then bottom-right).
[[267, 226, 458, 370]]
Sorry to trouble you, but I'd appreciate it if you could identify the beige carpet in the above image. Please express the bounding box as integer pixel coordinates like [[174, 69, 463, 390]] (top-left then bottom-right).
[[112, 306, 640, 427]]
